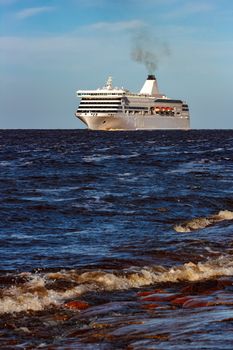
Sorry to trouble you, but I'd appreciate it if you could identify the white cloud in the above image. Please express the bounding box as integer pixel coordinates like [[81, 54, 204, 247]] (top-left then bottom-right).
[[71, 0, 110, 7], [0, 35, 85, 60], [1, 30, 233, 129], [164, 2, 214, 18], [85, 20, 145, 32], [0, 34, 127, 70], [15, 6, 55, 20]]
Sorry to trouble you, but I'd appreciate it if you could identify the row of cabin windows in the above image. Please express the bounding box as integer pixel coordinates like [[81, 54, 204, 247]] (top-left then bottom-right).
[[79, 110, 122, 113], [80, 103, 184, 110], [78, 93, 124, 96], [82, 95, 122, 101], [79, 106, 148, 112], [78, 110, 181, 116], [78, 107, 121, 111], [80, 97, 186, 105], [125, 106, 148, 110], [82, 97, 122, 101], [80, 102, 122, 105], [155, 99, 183, 104], [78, 107, 183, 113], [80, 105, 149, 110]]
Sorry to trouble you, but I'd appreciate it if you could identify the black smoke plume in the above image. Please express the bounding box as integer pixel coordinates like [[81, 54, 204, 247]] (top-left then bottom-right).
[[131, 29, 170, 73]]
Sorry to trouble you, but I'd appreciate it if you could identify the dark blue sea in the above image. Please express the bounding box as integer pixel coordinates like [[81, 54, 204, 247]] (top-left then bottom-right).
[[0, 129, 233, 349]]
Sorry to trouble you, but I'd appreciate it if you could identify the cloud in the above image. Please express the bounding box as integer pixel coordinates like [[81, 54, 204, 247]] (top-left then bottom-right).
[[85, 20, 145, 32], [71, 0, 113, 7], [0, 34, 121, 69], [0, 35, 84, 57], [164, 2, 214, 18], [15, 6, 55, 20]]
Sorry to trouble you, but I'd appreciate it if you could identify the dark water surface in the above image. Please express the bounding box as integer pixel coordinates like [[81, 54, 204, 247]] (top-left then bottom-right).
[[0, 129, 233, 349]]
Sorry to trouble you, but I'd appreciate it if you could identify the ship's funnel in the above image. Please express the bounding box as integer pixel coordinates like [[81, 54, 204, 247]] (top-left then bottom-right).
[[140, 75, 159, 96]]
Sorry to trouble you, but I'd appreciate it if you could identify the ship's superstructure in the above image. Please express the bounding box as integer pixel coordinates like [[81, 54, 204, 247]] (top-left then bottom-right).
[[75, 75, 190, 130]]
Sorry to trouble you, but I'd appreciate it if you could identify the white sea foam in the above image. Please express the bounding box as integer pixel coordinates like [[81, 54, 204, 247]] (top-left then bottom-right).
[[83, 152, 139, 163], [174, 210, 233, 232], [0, 274, 87, 315], [0, 161, 12, 167], [1, 256, 233, 314]]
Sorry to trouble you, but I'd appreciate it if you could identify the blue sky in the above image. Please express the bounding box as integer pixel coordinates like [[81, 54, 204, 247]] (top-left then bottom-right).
[[1, 0, 233, 128]]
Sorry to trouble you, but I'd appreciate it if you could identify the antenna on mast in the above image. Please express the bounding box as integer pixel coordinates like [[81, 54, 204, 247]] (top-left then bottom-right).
[[104, 76, 113, 90]]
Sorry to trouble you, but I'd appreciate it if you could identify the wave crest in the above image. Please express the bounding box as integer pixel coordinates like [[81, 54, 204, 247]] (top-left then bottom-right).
[[1, 256, 233, 314], [174, 210, 233, 232]]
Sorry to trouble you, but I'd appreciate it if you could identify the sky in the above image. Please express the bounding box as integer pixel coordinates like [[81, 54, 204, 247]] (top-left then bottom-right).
[[0, 0, 233, 129]]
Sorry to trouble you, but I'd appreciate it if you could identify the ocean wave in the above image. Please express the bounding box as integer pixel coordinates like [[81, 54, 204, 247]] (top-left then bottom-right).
[[174, 210, 233, 233], [1, 256, 233, 314], [83, 152, 139, 163]]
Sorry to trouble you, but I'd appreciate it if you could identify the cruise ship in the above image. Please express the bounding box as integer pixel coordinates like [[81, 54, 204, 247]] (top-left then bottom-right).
[[75, 75, 190, 130]]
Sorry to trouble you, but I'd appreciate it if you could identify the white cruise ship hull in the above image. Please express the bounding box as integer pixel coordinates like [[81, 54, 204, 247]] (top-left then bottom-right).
[[78, 114, 190, 131], [75, 75, 191, 131]]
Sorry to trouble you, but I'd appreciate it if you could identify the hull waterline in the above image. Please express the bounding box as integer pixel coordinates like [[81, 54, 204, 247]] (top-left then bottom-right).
[[77, 114, 190, 131]]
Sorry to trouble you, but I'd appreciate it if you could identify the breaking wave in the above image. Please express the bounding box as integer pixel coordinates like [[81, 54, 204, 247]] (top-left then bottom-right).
[[1, 255, 233, 314], [174, 210, 233, 232]]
